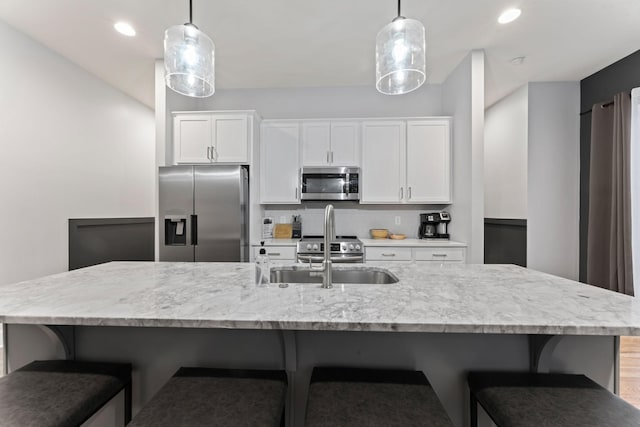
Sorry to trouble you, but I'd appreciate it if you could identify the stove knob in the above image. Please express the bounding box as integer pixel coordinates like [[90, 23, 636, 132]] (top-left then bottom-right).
[[341, 244, 347, 251], [306, 244, 312, 250], [312, 244, 319, 250], [349, 244, 354, 250], [355, 244, 361, 251]]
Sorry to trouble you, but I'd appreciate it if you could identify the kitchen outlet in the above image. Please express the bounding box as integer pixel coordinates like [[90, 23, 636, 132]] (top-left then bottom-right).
[[395, 216, 401, 225], [279, 216, 286, 224]]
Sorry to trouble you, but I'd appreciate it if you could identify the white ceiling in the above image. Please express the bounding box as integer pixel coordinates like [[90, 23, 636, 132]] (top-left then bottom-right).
[[1, 0, 639, 109]]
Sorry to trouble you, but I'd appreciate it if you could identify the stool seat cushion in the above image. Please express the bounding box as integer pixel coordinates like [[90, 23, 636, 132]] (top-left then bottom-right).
[[129, 367, 287, 427], [0, 360, 132, 427], [305, 368, 453, 427], [468, 372, 640, 427]]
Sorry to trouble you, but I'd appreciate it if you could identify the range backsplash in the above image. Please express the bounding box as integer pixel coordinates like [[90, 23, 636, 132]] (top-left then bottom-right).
[[264, 203, 450, 239]]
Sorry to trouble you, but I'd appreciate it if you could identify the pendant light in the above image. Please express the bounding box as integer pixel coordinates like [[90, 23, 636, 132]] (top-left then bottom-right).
[[164, 0, 215, 97], [375, 0, 426, 95]]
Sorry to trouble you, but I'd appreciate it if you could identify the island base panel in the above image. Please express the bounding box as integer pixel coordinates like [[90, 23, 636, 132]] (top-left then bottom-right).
[[4, 325, 615, 427]]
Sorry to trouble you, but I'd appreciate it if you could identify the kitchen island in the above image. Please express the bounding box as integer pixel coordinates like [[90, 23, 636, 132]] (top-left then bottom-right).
[[1, 261, 640, 426]]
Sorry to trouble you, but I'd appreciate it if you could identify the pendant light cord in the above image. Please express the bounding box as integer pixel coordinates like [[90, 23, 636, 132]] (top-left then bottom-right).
[[189, 0, 193, 24], [397, 0, 401, 17]]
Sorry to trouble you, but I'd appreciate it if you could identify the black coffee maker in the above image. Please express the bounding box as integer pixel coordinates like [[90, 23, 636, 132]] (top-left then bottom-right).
[[419, 212, 451, 239]]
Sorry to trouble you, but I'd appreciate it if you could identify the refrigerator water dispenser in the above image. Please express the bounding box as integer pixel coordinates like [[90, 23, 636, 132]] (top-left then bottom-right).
[[164, 215, 187, 245]]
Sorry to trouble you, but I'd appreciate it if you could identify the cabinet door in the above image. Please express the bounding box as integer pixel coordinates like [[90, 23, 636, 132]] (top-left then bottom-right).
[[213, 115, 249, 163], [414, 247, 465, 262], [260, 123, 301, 204], [360, 121, 405, 203], [330, 122, 360, 166], [301, 122, 331, 166], [174, 114, 212, 164], [406, 120, 451, 203]]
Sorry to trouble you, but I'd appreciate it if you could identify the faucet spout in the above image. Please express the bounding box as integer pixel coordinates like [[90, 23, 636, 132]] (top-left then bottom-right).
[[322, 204, 335, 289]]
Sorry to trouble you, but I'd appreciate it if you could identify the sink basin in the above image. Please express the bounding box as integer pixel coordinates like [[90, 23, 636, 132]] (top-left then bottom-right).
[[270, 266, 399, 285]]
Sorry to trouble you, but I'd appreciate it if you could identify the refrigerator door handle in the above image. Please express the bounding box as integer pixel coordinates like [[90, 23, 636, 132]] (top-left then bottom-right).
[[191, 214, 198, 245]]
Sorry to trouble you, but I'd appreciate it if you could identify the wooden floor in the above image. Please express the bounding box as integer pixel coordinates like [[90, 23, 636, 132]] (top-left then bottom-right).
[[621, 336, 640, 408]]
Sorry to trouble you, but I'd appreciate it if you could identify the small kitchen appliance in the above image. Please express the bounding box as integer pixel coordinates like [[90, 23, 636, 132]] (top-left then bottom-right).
[[300, 167, 359, 201], [419, 212, 450, 239], [296, 235, 364, 263]]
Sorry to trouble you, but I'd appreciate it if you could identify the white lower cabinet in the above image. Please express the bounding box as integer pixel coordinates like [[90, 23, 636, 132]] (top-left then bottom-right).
[[365, 244, 466, 264], [414, 247, 465, 263], [365, 247, 412, 262], [252, 246, 296, 262]]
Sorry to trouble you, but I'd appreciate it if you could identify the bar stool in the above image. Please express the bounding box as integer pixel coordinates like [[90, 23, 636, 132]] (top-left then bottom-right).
[[468, 371, 640, 427], [0, 359, 132, 427], [129, 367, 288, 426], [305, 367, 454, 426]]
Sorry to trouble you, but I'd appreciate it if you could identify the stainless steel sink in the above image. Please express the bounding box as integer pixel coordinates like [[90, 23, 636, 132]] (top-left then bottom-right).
[[270, 267, 399, 285]]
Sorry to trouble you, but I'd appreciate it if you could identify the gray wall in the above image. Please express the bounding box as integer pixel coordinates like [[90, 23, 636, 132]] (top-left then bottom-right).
[[484, 86, 528, 219], [579, 49, 640, 282], [0, 19, 155, 286], [442, 50, 485, 263], [527, 82, 580, 280], [192, 84, 443, 119]]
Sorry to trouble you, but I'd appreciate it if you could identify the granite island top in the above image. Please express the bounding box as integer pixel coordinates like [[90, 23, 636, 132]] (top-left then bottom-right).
[[0, 262, 639, 336]]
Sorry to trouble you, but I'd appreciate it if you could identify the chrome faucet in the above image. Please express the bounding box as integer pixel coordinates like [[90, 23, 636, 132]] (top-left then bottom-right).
[[322, 204, 335, 289]]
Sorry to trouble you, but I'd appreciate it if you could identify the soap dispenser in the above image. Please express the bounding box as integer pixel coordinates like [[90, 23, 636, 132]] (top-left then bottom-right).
[[255, 241, 270, 286]]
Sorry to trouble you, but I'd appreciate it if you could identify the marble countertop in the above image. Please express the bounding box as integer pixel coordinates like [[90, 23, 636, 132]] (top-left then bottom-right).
[[253, 239, 299, 246], [254, 239, 466, 247], [0, 262, 639, 335]]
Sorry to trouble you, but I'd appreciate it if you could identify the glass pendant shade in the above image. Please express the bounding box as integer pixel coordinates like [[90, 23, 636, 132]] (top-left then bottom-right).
[[376, 18, 426, 95], [164, 24, 215, 97]]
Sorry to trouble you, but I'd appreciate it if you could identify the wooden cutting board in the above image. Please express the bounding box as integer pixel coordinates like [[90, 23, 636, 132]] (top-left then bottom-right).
[[274, 223, 293, 239]]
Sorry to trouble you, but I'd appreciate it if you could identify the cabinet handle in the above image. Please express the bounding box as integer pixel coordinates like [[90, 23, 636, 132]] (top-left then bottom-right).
[[330, 151, 334, 163], [268, 252, 281, 256], [207, 147, 211, 160], [381, 253, 396, 257], [400, 187, 403, 200], [295, 188, 298, 200], [408, 187, 412, 199], [327, 151, 330, 164], [433, 254, 448, 257], [211, 146, 217, 162]]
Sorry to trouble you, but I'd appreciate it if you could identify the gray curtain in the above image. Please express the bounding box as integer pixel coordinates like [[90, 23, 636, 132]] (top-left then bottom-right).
[[587, 92, 634, 295]]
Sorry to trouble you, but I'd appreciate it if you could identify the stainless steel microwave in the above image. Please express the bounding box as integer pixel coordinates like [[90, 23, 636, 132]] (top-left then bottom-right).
[[300, 167, 360, 201]]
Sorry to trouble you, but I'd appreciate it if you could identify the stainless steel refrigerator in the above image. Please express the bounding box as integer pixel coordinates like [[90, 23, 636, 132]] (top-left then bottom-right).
[[159, 165, 249, 262]]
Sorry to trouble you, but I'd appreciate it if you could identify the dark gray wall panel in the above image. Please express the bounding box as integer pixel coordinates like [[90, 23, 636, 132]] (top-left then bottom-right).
[[484, 218, 527, 267], [69, 218, 155, 271]]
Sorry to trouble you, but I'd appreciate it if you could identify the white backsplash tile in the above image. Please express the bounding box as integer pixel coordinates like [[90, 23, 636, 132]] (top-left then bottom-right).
[[265, 203, 450, 239]]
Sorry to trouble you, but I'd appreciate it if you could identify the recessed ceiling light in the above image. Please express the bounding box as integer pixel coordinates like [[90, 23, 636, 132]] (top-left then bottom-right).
[[114, 22, 136, 37], [498, 8, 521, 24]]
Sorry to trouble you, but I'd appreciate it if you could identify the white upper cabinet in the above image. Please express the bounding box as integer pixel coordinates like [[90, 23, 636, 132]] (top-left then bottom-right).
[[406, 119, 451, 203], [302, 122, 331, 166], [330, 121, 360, 166], [361, 118, 451, 204], [173, 114, 213, 164], [173, 112, 251, 164], [260, 122, 301, 204], [213, 115, 249, 163], [301, 121, 359, 166], [361, 121, 406, 203]]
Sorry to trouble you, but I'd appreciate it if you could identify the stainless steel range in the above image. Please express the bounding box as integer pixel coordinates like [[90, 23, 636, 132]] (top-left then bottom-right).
[[296, 235, 364, 263]]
